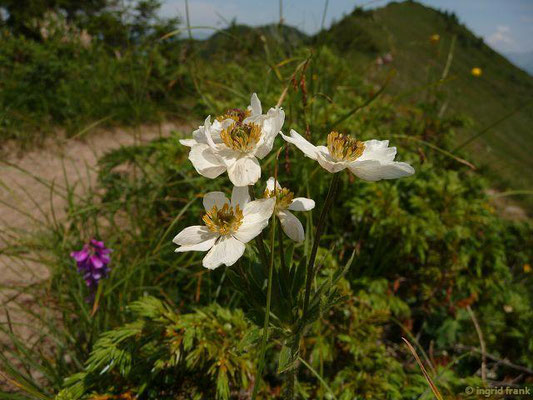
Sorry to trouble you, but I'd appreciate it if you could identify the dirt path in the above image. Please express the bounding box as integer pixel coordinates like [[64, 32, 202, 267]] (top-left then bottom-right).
[[0, 122, 188, 271], [0, 122, 189, 387]]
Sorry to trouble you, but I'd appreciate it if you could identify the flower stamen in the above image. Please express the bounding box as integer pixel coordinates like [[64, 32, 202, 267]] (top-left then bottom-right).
[[264, 186, 294, 211], [216, 108, 251, 123], [220, 122, 262, 152], [202, 203, 244, 235], [327, 131, 365, 162]]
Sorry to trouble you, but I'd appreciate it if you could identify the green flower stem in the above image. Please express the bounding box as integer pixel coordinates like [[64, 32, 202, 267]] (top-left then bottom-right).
[[251, 212, 277, 400], [277, 222, 287, 272], [302, 172, 340, 318]]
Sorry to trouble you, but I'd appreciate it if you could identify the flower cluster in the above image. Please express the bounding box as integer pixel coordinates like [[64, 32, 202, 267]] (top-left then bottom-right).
[[174, 93, 414, 269], [71, 239, 112, 289]]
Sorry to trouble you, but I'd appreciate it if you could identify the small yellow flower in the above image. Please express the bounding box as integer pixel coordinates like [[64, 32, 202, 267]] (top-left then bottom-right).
[[429, 34, 440, 44], [471, 67, 482, 77], [524, 264, 531, 273]]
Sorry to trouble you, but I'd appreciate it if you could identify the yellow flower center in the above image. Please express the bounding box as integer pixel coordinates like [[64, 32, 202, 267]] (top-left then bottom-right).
[[264, 186, 294, 211], [220, 122, 262, 152], [327, 131, 365, 162], [216, 108, 251, 123], [202, 203, 244, 235]]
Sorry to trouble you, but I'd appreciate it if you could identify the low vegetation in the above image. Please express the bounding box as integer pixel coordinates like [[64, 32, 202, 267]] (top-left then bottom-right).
[[0, 1, 531, 399]]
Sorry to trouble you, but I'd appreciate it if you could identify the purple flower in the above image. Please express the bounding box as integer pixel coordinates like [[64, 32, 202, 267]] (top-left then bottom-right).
[[71, 239, 112, 289]]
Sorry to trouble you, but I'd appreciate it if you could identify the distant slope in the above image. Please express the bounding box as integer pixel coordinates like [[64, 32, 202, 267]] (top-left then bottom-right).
[[320, 1, 533, 206]]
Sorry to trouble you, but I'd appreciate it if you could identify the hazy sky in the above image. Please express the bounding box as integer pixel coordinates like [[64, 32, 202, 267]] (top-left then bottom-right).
[[160, 0, 533, 54]]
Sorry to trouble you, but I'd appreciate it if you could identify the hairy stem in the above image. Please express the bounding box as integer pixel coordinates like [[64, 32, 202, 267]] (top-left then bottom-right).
[[277, 222, 287, 272], [283, 337, 300, 399], [251, 213, 277, 399], [302, 172, 340, 317], [255, 233, 270, 270]]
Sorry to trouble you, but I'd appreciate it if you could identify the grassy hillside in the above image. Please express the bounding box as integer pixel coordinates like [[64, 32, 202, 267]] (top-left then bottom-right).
[[321, 1, 533, 210], [200, 23, 309, 58]]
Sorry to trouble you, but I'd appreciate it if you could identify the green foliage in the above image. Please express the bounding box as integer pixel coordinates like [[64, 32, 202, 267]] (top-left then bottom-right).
[[56, 297, 257, 399], [0, 0, 178, 46], [0, 1, 187, 146], [1, 2, 532, 399]]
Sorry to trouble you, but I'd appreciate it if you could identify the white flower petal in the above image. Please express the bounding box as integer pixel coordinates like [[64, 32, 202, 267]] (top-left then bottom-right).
[[203, 192, 229, 211], [227, 155, 261, 186], [182, 116, 221, 147], [217, 147, 241, 167], [209, 118, 224, 143], [233, 198, 275, 243], [187, 115, 211, 146], [358, 140, 396, 163], [231, 186, 250, 209], [188, 144, 227, 179], [175, 235, 218, 252], [317, 152, 348, 173], [348, 160, 414, 181], [249, 93, 262, 116], [205, 126, 218, 150], [232, 220, 267, 243], [254, 108, 285, 159], [316, 145, 329, 154], [266, 177, 282, 192], [193, 115, 225, 145], [179, 139, 197, 147], [348, 139, 414, 180], [190, 128, 206, 144], [281, 129, 319, 160], [288, 197, 315, 212], [278, 210, 305, 242], [202, 236, 245, 269], [242, 198, 276, 223], [173, 225, 217, 246]]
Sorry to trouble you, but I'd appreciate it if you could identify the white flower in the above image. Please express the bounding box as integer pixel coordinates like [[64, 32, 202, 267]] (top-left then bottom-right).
[[173, 186, 275, 270], [180, 93, 285, 187], [263, 177, 315, 243], [281, 129, 414, 181]]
